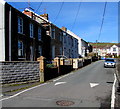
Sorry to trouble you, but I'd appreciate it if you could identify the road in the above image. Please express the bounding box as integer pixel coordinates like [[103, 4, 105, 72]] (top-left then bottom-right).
[[1, 60, 116, 108]]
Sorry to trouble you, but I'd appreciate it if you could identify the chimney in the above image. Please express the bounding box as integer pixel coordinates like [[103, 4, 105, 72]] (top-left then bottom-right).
[[61, 27, 67, 32], [23, 8, 33, 18], [40, 14, 49, 20]]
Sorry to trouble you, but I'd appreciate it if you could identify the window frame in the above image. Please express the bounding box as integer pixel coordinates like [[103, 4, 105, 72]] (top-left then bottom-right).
[[18, 40, 24, 57], [113, 47, 116, 52], [52, 29, 55, 39], [29, 23, 34, 38], [18, 17, 23, 34], [38, 27, 42, 41]]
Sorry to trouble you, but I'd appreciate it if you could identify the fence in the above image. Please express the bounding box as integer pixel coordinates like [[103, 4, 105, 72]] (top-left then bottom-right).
[[0, 56, 96, 84], [0, 56, 46, 84], [73, 58, 83, 69]]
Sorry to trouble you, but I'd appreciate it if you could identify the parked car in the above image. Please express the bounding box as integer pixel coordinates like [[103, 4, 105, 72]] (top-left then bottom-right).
[[101, 56, 106, 60], [104, 58, 116, 68]]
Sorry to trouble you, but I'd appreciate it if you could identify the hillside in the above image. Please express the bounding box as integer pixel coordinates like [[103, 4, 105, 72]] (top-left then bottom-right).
[[90, 43, 117, 48]]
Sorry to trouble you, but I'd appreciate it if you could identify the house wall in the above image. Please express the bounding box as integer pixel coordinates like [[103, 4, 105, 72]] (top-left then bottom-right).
[[81, 39, 88, 57], [67, 30, 81, 57], [51, 24, 63, 59], [62, 29, 79, 58], [0, 1, 5, 61], [3, 3, 49, 61], [109, 45, 119, 56], [63, 34, 78, 58]]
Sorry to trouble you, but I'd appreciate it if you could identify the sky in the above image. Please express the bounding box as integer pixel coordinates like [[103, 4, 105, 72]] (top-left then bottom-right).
[[6, 1, 118, 43]]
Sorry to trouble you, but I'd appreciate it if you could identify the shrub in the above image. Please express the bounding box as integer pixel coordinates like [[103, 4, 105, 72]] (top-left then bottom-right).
[[46, 64, 54, 68]]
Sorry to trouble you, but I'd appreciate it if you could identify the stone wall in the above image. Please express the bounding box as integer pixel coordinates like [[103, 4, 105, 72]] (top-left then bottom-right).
[[0, 61, 40, 84]]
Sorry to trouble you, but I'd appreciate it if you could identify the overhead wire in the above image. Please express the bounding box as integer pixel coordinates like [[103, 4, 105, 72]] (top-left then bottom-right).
[[97, 2, 107, 41], [35, 0, 43, 13], [71, 2, 82, 31], [53, 1, 64, 23]]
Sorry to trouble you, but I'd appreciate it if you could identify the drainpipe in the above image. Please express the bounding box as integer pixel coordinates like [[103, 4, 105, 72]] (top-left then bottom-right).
[[49, 24, 52, 59], [9, 7, 11, 61], [62, 33, 64, 56]]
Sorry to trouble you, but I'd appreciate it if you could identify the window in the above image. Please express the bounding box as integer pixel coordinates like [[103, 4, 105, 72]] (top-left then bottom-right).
[[60, 47, 62, 55], [18, 17, 23, 34], [64, 36, 66, 43], [38, 27, 41, 41], [18, 40, 24, 56], [113, 48, 116, 51], [63, 32, 66, 36], [29, 23, 34, 38], [52, 29, 55, 39], [69, 37, 71, 45], [59, 32, 63, 42], [65, 35, 69, 45], [71, 38, 74, 47], [38, 46, 42, 56]]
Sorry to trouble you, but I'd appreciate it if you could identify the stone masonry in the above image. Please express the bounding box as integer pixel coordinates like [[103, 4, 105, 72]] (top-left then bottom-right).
[[0, 62, 40, 84]]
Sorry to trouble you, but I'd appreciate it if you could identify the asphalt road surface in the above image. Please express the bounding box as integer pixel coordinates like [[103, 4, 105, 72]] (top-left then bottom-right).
[[1, 60, 116, 108]]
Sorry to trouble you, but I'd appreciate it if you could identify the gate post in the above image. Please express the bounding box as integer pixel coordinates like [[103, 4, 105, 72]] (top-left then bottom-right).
[[37, 56, 46, 83], [54, 57, 60, 75]]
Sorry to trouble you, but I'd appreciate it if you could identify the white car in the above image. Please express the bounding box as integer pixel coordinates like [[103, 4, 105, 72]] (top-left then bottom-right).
[[104, 58, 116, 68]]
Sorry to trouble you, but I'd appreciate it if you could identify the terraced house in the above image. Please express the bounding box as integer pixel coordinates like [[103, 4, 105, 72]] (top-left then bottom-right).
[[23, 9, 79, 59], [0, 1, 50, 61], [0, 0, 90, 61]]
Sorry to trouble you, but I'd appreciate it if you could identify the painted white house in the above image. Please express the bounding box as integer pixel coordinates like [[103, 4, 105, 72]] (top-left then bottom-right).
[[67, 30, 92, 57], [62, 30, 79, 58], [67, 30, 82, 57], [108, 45, 119, 57], [93, 44, 120, 57]]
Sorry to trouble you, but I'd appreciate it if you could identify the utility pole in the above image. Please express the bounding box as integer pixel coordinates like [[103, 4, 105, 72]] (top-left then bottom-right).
[[96, 40, 98, 56], [44, 8, 46, 14], [28, 0, 30, 9], [27, 0, 34, 11]]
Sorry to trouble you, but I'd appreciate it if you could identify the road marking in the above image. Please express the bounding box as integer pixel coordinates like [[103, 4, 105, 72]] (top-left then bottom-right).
[[0, 83, 47, 101], [90, 83, 99, 88], [111, 73, 117, 109], [55, 82, 66, 86], [0, 71, 73, 101], [53, 72, 73, 82]]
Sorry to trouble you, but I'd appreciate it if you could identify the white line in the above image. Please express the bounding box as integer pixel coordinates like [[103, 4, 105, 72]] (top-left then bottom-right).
[[90, 83, 99, 88], [111, 73, 117, 109], [0, 83, 47, 101], [1, 71, 74, 101], [53, 72, 74, 82], [54, 82, 66, 86]]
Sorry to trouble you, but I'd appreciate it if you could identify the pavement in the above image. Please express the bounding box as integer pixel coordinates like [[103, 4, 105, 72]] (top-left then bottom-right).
[[115, 58, 120, 108], [1, 82, 42, 97], [1, 60, 115, 108]]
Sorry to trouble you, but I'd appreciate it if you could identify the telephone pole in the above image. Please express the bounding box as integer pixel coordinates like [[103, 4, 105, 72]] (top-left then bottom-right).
[[96, 40, 98, 56], [27, 0, 34, 11]]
